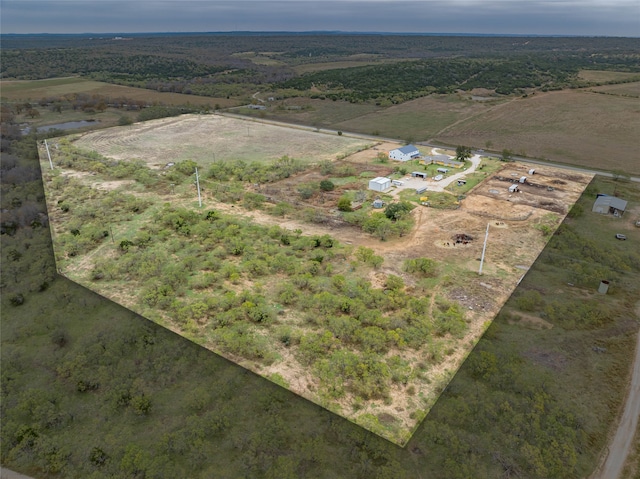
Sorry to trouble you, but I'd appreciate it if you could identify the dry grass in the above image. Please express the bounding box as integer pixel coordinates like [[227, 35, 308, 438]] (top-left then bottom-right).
[[1, 77, 237, 107], [333, 94, 503, 140], [578, 70, 640, 83], [72, 113, 372, 167], [435, 90, 640, 175], [589, 81, 640, 98]]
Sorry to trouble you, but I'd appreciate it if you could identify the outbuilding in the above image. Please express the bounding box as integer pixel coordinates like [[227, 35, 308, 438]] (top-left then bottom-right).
[[423, 155, 464, 168], [437, 167, 450, 174], [369, 176, 391, 192], [372, 199, 384, 209], [411, 171, 428, 179], [592, 195, 627, 217], [389, 144, 420, 162], [509, 184, 519, 193]]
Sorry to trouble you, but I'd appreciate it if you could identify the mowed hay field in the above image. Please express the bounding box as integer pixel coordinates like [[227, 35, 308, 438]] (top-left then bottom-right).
[[1, 77, 237, 108], [73, 114, 372, 167], [577, 70, 640, 83], [435, 90, 640, 174], [332, 94, 503, 140], [590, 81, 640, 98]]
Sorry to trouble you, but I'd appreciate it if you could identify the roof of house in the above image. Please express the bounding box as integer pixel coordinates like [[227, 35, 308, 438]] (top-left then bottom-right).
[[392, 144, 419, 155], [594, 195, 627, 211], [370, 176, 390, 184]]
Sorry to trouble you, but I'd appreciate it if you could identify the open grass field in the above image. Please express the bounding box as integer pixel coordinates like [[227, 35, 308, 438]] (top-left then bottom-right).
[[1, 77, 238, 108], [261, 94, 508, 142], [337, 94, 505, 141], [291, 57, 419, 74], [241, 96, 384, 127], [38, 115, 594, 445], [434, 90, 640, 175], [72, 114, 372, 167], [589, 81, 640, 98], [578, 70, 640, 83]]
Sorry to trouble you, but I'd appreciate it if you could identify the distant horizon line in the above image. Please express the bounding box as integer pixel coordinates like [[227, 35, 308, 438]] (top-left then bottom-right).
[[2, 31, 638, 38]]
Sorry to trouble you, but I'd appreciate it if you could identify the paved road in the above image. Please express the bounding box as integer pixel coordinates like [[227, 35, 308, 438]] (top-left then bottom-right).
[[593, 312, 640, 479]]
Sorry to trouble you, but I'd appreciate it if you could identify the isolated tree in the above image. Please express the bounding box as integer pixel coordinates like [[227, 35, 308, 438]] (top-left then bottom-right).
[[26, 108, 40, 119], [455, 145, 472, 162], [501, 149, 513, 162], [375, 152, 389, 163], [384, 201, 413, 221]]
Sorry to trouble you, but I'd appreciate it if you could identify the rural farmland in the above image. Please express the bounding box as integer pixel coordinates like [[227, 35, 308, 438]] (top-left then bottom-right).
[[39, 114, 592, 444]]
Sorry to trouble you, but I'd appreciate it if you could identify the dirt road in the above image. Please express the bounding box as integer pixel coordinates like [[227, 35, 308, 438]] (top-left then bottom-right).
[[0, 468, 35, 479], [593, 301, 640, 479]]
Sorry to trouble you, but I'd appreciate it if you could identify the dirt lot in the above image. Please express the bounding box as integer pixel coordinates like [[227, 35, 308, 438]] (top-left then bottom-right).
[[472, 163, 591, 215], [73, 114, 372, 167]]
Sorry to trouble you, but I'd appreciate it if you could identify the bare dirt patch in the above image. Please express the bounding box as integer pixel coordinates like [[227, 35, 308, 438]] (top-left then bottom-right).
[[73, 113, 372, 168]]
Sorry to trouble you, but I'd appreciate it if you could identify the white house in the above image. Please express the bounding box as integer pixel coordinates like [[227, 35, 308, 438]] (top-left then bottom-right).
[[389, 144, 420, 162], [369, 177, 391, 192]]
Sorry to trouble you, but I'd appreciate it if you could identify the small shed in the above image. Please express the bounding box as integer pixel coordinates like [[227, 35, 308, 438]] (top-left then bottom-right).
[[592, 195, 627, 216], [528, 168, 536, 175], [369, 176, 391, 192], [509, 184, 519, 193], [519, 176, 527, 184], [416, 186, 428, 194], [389, 144, 420, 162], [372, 199, 384, 209], [411, 171, 428, 179], [437, 167, 450, 174]]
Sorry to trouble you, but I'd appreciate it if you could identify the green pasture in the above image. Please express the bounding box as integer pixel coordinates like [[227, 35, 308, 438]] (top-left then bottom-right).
[[1, 77, 103, 99]]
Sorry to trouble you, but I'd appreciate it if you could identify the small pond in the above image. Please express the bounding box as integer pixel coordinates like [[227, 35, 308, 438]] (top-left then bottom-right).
[[22, 120, 99, 134]]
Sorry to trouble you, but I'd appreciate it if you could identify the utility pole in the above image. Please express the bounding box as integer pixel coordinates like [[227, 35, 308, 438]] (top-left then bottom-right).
[[195, 167, 202, 208], [479, 222, 490, 275], [44, 139, 53, 170]]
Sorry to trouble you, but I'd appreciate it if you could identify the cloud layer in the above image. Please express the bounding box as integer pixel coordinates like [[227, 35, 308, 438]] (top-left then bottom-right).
[[2, 1, 638, 36]]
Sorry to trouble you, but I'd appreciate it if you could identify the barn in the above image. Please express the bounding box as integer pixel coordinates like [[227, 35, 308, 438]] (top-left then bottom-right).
[[369, 177, 391, 192], [389, 144, 420, 162], [592, 195, 627, 216]]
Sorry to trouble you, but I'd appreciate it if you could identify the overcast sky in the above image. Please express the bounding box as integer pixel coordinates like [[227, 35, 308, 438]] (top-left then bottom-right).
[[2, 0, 639, 37]]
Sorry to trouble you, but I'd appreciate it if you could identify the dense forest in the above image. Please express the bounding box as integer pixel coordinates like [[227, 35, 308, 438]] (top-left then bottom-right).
[[2, 34, 639, 99]]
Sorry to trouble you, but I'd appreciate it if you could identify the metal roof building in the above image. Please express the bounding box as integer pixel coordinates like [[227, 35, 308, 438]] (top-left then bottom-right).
[[592, 195, 628, 216]]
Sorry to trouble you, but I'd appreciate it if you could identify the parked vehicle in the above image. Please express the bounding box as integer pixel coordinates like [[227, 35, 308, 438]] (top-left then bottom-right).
[[615, 233, 627, 240]]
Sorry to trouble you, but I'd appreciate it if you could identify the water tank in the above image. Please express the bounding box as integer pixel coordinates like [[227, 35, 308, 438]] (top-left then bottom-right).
[[598, 280, 610, 294]]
